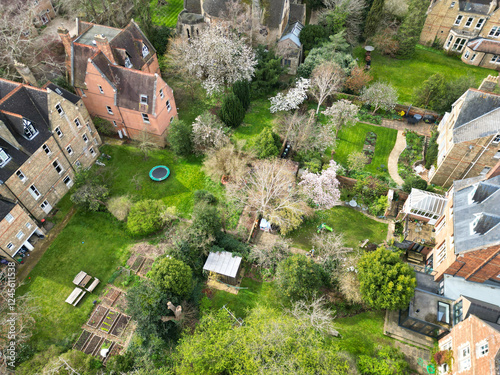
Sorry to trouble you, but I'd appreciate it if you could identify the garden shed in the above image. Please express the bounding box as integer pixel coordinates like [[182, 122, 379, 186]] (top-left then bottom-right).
[[203, 251, 242, 286]]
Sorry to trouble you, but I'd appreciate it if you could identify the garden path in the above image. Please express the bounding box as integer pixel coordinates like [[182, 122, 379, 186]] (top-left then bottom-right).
[[388, 131, 406, 187]]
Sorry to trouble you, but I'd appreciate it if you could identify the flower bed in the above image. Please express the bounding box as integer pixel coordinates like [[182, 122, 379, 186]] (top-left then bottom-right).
[[83, 335, 103, 355], [102, 287, 121, 306], [130, 256, 145, 273], [138, 258, 154, 277], [73, 330, 92, 351], [98, 339, 113, 359], [99, 310, 119, 333], [362, 132, 377, 164], [110, 314, 131, 337], [104, 343, 123, 365], [87, 305, 108, 329]]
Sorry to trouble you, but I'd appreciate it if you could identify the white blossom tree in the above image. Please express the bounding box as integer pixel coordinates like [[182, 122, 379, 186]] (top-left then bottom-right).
[[269, 78, 311, 113], [191, 112, 230, 154], [169, 24, 257, 96], [361, 82, 399, 114], [227, 159, 311, 234], [309, 62, 345, 114], [322, 99, 359, 138], [299, 160, 341, 209]]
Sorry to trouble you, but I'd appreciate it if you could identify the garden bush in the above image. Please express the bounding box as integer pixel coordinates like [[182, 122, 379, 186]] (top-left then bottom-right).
[[275, 254, 324, 301], [92, 117, 115, 136], [149, 256, 193, 297], [402, 175, 428, 192], [107, 195, 133, 221], [219, 93, 246, 128], [253, 128, 281, 158], [193, 190, 217, 205], [357, 110, 382, 125], [168, 118, 193, 156], [127, 199, 166, 237], [353, 176, 388, 207], [425, 131, 439, 169], [369, 195, 389, 216], [232, 80, 251, 111]]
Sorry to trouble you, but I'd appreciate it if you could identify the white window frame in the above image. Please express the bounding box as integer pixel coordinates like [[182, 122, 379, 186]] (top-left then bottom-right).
[[454, 15, 463, 26], [476, 18, 485, 29], [159, 89, 164, 99], [23, 118, 38, 140], [82, 133, 89, 143], [492, 55, 499, 63], [445, 35, 453, 49], [55, 103, 64, 115], [112, 121, 117, 127], [140, 95, 148, 104], [42, 144, 51, 155], [29, 185, 41, 200], [16, 170, 26, 182], [74, 118, 82, 128], [25, 222, 32, 229], [436, 219, 446, 234], [75, 160, 82, 168], [166, 100, 172, 112], [494, 150, 500, 159], [66, 145, 73, 155], [489, 26, 500, 37], [0, 148, 11, 167], [142, 43, 149, 58], [464, 50, 470, 59], [55, 127, 63, 138], [476, 340, 488, 358], [493, 134, 500, 144], [86, 122, 92, 134], [16, 231, 24, 240], [142, 113, 150, 123], [5, 213, 14, 223], [98, 85, 104, 94], [452, 38, 467, 52], [52, 159, 63, 174], [6, 242, 14, 250], [106, 106, 113, 115], [89, 147, 96, 157], [436, 242, 447, 266], [63, 175, 73, 188], [450, 1, 456, 7], [480, 166, 491, 175], [458, 344, 471, 372], [464, 17, 474, 28], [125, 56, 133, 69], [471, 53, 477, 62]]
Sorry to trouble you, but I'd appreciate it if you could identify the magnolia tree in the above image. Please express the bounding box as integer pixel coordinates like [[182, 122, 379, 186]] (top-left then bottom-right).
[[270, 78, 311, 113], [191, 112, 230, 154], [361, 82, 399, 114], [322, 99, 359, 138], [299, 160, 341, 209], [309, 62, 345, 114], [227, 159, 311, 234], [169, 24, 257, 95]]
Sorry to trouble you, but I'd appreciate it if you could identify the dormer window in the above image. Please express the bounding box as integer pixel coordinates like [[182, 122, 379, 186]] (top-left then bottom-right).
[[142, 44, 149, 58], [125, 56, 133, 69], [0, 148, 11, 167], [23, 118, 38, 140]]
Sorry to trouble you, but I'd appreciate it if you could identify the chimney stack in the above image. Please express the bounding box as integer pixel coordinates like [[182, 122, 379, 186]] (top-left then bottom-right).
[[57, 27, 72, 58], [94, 34, 116, 64], [14, 61, 37, 87]]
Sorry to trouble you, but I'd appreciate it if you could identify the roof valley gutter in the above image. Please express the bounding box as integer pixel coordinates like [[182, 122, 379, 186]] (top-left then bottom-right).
[[461, 131, 499, 180]]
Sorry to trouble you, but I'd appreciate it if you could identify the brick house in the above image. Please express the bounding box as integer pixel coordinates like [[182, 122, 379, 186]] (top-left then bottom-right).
[[426, 173, 500, 284], [58, 19, 177, 145], [437, 296, 500, 374], [420, 0, 500, 69], [0, 78, 101, 259], [32, 0, 56, 26], [429, 84, 500, 187]]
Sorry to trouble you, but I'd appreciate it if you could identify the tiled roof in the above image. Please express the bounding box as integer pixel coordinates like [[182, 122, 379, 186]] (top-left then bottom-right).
[[467, 38, 500, 54], [264, 0, 286, 28], [202, 0, 227, 17], [459, 0, 494, 14]]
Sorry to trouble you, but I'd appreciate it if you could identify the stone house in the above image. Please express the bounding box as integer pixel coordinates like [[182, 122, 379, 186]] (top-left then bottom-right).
[[426, 172, 500, 284], [0, 78, 101, 259], [32, 0, 56, 26], [437, 296, 500, 374], [177, 0, 306, 70], [429, 80, 500, 187], [58, 19, 177, 146], [420, 0, 500, 69]]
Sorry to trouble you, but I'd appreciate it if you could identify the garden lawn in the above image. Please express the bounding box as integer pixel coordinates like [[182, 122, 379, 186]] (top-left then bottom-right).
[[288, 206, 388, 250], [150, 0, 184, 27], [16, 210, 131, 350], [101, 144, 218, 216], [354, 44, 493, 104], [333, 122, 397, 178], [232, 99, 275, 146]]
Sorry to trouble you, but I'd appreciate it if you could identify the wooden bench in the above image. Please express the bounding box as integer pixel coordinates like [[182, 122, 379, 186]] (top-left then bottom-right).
[[86, 278, 100, 293], [65, 287, 86, 306]]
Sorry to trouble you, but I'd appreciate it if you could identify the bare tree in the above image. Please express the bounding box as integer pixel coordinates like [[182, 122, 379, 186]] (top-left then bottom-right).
[[248, 237, 291, 271], [202, 142, 252, 182], [309, 62, 345, 114], [289, 296, 339, 336], [137, 129, 159, 160], [322, 99, 359, 138], [191, 112, 230, 155], [227, 159, 311, 234], [312, 231, 352, 261]]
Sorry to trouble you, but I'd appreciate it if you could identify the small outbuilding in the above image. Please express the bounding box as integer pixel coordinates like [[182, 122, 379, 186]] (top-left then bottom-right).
[[203, 251, 242, 286]]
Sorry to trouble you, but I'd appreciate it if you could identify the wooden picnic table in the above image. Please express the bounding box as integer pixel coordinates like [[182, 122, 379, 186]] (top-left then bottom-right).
[[79, 275, 92, 288], [65, 287, 86, 306]]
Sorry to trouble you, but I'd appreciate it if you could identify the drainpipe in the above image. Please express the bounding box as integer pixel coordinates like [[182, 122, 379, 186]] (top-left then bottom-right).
[[461, 132, 499, 180]]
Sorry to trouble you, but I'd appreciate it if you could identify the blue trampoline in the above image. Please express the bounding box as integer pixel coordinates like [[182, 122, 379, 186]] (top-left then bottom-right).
[[149, 166, 170, 181]]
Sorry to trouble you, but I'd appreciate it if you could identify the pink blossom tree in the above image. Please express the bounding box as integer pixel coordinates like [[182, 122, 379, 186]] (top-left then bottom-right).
[[299, 160, 341, 209]]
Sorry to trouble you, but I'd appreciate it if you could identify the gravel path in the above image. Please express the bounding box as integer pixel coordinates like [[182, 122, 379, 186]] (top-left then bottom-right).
[[388, 130, 406, 187]]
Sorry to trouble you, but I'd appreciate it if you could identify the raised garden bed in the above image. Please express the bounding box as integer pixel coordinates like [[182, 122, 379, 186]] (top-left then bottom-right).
[[111, 292, 128, 312], [83, 335, 103, 355], [130, 256, 145, 272], [99, 310, 119, 333], [110, 314, 131, 337], [126, 254, 138, 268], [101, 287, 121, 306], [73, 330, 92, 351], [98, 339, 113, 359], [104, 344, 123, 365], [138, 258, 154, 277], [87, 305, 108, 328], [362, 132, 377, 164]]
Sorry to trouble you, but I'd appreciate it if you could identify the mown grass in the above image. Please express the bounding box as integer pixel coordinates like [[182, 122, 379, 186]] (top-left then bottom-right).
[[17, 211, 131, 350], [287, 206, 388, 250], [150, 0, 184, 27], [333, 122, 397, 178], [232, 99, 275, 145], [354, 44, 494, 104]]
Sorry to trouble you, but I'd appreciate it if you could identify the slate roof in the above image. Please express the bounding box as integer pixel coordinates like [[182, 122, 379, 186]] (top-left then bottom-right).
[[452, 89, 500, 143], [202, 0, 227, 17], [289, 3, 305, 24], [45, 83, 80, 105], [264, 0, 287, 28], [278, 21, 304, 48], [0, 198, 15, 222], [467, 38, 500, 54], [70, 21, 155, 89], [453, 175, 500, 253], [184, 0, 202, 14], [111, 66, 157, 115], [0, 79, 71, 181], [203, 251, 242, 278], [459, 0, 495, 14], [462, 296, 500, 323]]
